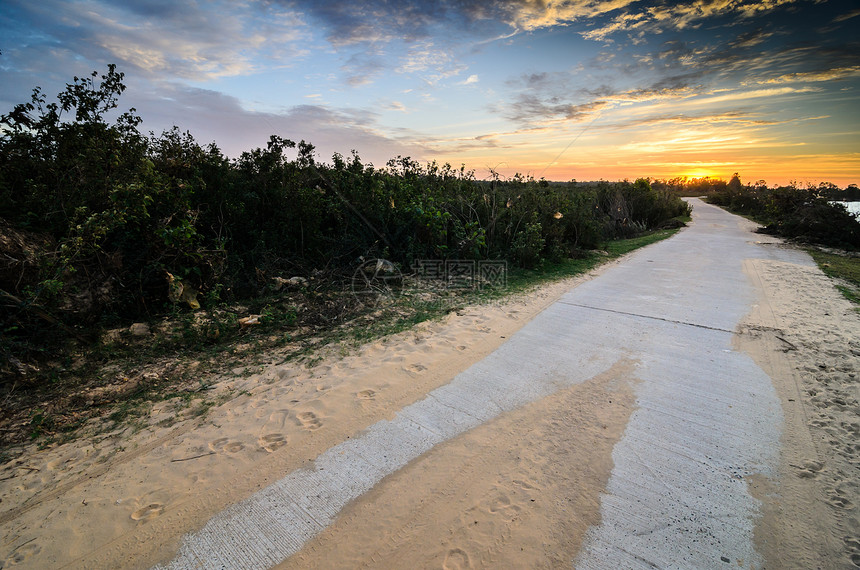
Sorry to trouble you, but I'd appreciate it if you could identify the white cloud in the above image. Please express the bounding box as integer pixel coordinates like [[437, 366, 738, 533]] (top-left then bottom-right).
[[693, 86, 822, 105], [385, 101, 408, 112], [833, 8, 860, 22], [578, 0, 799, 41], [760, 66, 860, 84], [5, 0, 310, 80], [506, 0, 639, 31], [128, 84, 428, 162]]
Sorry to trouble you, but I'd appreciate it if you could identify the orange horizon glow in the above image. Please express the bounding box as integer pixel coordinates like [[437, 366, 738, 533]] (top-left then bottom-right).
[[442, 160, 860, 189], [6, 1, 858, 194], [429, 122, 860, 189]]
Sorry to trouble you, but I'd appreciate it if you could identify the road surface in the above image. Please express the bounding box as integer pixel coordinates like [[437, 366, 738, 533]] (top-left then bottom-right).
[[149, 198, 820, 569]]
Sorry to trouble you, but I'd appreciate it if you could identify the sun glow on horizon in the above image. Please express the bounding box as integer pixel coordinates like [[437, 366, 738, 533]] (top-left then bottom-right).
[[680, 171, 718, 180], [2, 1, 857, 189]]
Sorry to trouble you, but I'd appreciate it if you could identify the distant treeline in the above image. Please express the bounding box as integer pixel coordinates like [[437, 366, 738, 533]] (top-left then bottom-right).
[[650, 175, 860, 201], [0, 66, 690, 333], [707, 179, 859, 249], [653, 174, 859, 249]]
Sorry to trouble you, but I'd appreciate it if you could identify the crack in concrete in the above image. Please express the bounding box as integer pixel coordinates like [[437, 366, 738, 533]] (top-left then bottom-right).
[[557, 301, 736, 334]]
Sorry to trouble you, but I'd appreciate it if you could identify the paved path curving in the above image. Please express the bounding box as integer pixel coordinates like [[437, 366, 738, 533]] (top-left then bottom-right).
[[156, 199, 812, 569]]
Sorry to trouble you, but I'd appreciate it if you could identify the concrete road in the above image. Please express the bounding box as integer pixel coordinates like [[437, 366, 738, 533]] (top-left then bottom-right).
[[156, 199, 812, 569]]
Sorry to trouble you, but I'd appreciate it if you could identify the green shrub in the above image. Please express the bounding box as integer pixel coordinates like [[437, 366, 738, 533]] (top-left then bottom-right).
[[709, 182, 860, 249], [0, 65, 700, 376], [511, 217, 545, 268]]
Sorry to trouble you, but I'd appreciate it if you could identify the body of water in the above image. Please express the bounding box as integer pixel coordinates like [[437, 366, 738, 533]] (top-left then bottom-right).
[[832, 201, 860, 217]]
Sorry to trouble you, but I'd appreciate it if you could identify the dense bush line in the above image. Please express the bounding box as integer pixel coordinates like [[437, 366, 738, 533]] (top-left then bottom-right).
[[705, 176, 860, 249], [0, 67, 690, 367]]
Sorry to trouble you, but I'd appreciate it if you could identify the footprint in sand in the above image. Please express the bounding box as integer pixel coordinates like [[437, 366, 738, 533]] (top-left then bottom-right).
[[4, 542, 41, 566], [312, 365, 332, 377], [512, 478, 540, 491], [793, 459, 824, 479], [264, 410, 290, 429], [487, 492, 522, 519], [46, 458, 67, 471], [357, 389, 376, 400], [828, 490, 852, 509], [258, 433, 288, 452], [131, 503, 164, 521], [443, 547, 472, 570], [274, 366, 298, 383], [296, 411, 323, 431], [455, 345, 467, 351], [404, 363, 427, 374], [845, 538, 860, 567], [209, 438, 245, 453]]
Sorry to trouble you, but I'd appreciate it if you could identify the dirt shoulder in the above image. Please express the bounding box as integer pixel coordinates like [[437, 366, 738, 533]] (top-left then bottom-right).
[[0, 257, 622, 568], [739, 250, 860, 568], [2, 227, 858, 568]]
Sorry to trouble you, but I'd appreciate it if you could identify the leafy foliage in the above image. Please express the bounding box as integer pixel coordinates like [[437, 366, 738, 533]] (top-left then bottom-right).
[[1, 66, 692, 377], [706, 177, 860, 249]]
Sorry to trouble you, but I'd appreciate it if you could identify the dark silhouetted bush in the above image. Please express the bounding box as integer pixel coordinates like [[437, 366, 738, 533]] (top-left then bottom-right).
[[1, 66, 693, 373]]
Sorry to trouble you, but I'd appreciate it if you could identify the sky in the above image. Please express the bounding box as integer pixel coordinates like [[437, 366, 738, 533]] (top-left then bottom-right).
[[1, 0, 859, 186]]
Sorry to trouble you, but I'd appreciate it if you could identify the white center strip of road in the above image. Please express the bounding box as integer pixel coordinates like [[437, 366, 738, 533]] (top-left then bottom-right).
[[156, 306, 620, 569], [156, 199, 814, 569]]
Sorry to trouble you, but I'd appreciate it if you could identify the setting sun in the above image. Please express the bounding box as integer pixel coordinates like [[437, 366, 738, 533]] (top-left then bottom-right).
[[681, 172, 718, 180]]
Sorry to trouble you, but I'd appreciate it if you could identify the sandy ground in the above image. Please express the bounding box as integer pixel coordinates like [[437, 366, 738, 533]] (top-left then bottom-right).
[[1, 215, 858, 569], [0, 260, 615, 568], [278, 361, 637, 570], [739, 251, 860, 568]]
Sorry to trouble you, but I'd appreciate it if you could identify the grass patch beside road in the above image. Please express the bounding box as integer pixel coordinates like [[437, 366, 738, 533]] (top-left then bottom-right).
[[807, 249, 860, 307], [1, 227, 683, 455], [496, 228, 682, 297]]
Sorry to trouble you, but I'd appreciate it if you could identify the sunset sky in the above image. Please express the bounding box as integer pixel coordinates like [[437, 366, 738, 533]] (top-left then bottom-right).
[[1, 0, 859, 186]]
